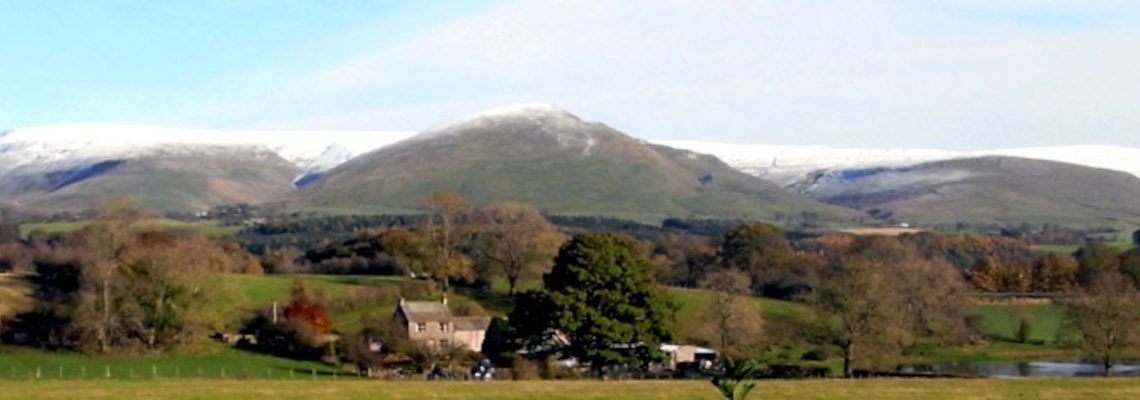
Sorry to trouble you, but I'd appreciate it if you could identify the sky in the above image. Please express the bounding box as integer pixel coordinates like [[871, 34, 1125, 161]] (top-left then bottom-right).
[[2, 0, 1140, 149]]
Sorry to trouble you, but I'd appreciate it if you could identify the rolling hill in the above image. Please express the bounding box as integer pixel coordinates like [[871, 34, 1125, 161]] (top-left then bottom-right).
[[792, 156, 1140, 227], [0, 145, 301, 213], [296, 103, 855, 222], [0, 124, 414, 213], [658, 140, 1140, 187]]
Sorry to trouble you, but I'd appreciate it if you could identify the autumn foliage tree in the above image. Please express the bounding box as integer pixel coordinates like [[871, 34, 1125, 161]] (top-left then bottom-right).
[[283, 279, 333, 334], [22, 198, 249, 352], [802, 236, 971, 377]]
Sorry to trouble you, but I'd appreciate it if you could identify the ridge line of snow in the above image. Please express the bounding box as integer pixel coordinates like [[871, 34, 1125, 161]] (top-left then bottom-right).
[[655, 140, 1140, 185]]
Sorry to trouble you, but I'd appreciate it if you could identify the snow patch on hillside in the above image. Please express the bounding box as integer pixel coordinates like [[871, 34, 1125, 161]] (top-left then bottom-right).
[[657, 140, 1140, 186], [0, 124, 416, 182], [407, 102, 598, 153], [656, 140, 963, 185]]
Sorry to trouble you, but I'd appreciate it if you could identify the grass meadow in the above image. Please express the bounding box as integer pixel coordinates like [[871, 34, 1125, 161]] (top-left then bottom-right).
[[3, 378, 1140, 399]]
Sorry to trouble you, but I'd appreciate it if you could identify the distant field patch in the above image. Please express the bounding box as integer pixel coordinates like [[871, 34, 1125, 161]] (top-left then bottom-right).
[[0, 273, 34, 316], [970, 303, 1063, 343], [837, 227, 925, 236]]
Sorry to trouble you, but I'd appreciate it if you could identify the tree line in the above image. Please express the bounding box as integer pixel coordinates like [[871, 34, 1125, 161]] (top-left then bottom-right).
[[3, 193, 1140, 377]]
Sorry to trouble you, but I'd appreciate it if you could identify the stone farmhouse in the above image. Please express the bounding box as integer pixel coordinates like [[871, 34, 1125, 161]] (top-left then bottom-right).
[[393, 297, 490, 352]]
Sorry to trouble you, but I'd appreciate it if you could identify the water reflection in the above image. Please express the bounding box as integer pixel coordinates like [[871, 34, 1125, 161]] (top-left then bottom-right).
[[898, 360, 1140, 377]]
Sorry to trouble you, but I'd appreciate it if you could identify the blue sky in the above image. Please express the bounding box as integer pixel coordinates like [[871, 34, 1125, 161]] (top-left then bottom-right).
[[3, 0, 1140, 149]]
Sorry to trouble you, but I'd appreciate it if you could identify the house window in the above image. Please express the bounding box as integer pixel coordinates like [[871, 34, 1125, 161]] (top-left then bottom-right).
[[417, 323, 426, 333], [439, 322, 448, 332], [440, 339, 449, 347]]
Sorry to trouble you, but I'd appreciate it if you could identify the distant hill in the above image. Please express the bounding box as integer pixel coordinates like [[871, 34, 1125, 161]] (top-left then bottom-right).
[[0, 146, 301, 213], [296, 103, 854, 222], [0, 124, 414, 213], [658, 140, 1140, 187], [793, 156, 1140, 228]]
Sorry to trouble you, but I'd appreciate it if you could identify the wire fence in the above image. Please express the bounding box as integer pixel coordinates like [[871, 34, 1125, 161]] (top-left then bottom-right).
[[0, 365, 357, 380]]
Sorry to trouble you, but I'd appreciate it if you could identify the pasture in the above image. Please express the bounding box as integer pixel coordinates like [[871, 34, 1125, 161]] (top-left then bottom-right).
[[3, 378, 1140, 399]]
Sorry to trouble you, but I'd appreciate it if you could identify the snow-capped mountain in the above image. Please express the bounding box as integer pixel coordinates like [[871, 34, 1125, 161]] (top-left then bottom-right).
[[5, 103, 1140, 223], [0, 123, 416, 181], [655, 140, 1140, 186], [296, 103, 853, 221]]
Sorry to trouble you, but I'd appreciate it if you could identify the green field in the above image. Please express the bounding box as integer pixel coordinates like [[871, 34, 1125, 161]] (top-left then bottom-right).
[[0, 342, 340, 381], [2, 378, 1140, 399], [970, 303, 1064, 342], [669, 287, 808, 324]]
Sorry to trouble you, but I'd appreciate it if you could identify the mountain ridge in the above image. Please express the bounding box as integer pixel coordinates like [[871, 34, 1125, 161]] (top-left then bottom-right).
[[656, 140, 1140, 186], [296, 105, 855, 222], [793, 155, 1140, 228]]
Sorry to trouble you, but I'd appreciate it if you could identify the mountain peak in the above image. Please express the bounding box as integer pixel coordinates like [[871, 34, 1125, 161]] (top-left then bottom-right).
[[420, 102, 584, 135], [459, 102, 574, 120]]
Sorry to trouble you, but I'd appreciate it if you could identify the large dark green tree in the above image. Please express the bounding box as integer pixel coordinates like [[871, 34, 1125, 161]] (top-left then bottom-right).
[[1075, 242, 1121, 289], [510, 232, 676, 376], [718, 222, 796, 297]]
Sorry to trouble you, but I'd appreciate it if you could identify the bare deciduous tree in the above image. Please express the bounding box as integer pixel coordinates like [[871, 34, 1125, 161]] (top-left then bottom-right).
[[699, 270, 763, 358], [418, 191, 473, 291], [1059, 272, 1140, 376], [473, 202, 563, 295], [803, 258, 901, 378]]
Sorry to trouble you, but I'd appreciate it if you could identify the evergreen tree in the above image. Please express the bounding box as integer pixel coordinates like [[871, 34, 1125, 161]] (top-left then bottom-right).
[[512, 232, 676, 376]]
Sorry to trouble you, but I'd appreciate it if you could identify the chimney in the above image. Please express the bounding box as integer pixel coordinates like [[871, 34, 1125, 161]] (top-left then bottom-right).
[[399, 297, 405, 307]]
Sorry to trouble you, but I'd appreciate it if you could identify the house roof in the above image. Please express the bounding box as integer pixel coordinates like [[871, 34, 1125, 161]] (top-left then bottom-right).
[[453, 316, 491, 331], [398, 300, 451, 322]]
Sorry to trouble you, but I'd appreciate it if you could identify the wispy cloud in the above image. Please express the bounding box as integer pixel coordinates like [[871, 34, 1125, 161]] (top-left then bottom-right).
[[176, 0, 1140, 149]]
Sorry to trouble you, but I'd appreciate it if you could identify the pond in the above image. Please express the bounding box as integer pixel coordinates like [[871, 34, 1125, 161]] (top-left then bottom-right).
[[897, 360, 1140, 377]]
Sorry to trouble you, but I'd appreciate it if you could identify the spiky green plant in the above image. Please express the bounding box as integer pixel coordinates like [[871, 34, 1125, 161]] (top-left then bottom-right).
[[707, 357, 758, 400]]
